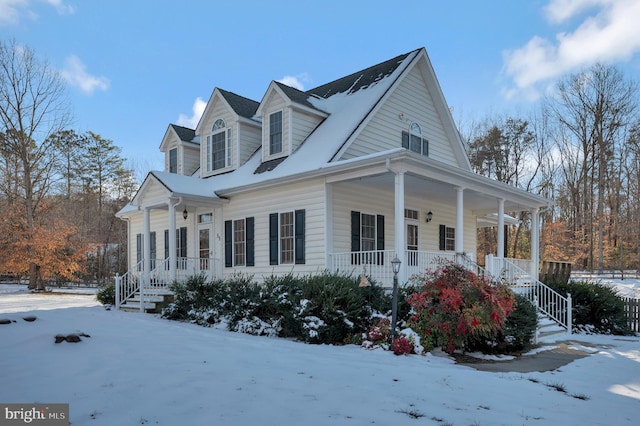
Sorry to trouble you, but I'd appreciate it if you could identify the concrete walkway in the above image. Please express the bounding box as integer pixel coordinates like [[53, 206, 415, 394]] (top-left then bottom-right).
[[457, 342, 593, 373]]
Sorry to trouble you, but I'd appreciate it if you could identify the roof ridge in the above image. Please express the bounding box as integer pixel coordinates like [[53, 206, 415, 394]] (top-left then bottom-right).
[[306, 48, 420, 98]]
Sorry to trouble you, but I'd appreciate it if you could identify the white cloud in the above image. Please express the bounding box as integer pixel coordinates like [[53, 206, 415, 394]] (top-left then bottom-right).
[[0, 0, 74, 26], [277, 73, 311, 91], [177, 97, 206, 129], [60, 55, 110, 95], [0, 0, 30, 26], [503, 0, 640, 99], [45, 0, 74, 15]]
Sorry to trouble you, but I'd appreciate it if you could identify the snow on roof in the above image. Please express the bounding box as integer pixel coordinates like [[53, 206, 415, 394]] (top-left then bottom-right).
[[149, 170, 219, 199], [130, 49, 417, 203]]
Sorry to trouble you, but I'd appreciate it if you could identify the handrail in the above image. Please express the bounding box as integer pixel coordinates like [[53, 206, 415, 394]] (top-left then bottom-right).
[[501, 258, 572, 334]]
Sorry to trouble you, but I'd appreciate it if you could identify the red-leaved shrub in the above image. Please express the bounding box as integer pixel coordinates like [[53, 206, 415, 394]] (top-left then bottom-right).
[[407, 262, 515, 354], [392, 335, 413, 355]]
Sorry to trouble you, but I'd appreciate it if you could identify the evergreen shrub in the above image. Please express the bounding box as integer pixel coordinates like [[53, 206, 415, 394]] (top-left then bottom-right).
[[545, 279, 632, 335]]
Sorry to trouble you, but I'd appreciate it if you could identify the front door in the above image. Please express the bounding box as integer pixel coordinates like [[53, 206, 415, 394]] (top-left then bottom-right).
[[198, 223, 212, 274]]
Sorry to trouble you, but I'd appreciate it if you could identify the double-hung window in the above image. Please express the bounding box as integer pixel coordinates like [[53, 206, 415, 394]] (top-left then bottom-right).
[[169, 148, 177, 173], [224, 217, 255, 267], [269, 210, 305, 265], [439, 225, 456, 251], [206, 119, 232, 171], [402, 122, 429, 156], [269, 111, 283, 155], [351, 211, 384, 264]]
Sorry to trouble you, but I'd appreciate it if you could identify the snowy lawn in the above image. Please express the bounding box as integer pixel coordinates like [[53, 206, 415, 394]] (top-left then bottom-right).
[[0, 285, 639, 425]]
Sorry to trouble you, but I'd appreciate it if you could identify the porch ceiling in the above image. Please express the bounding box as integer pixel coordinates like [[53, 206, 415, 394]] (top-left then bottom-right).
[[343, 171, 544, 214]]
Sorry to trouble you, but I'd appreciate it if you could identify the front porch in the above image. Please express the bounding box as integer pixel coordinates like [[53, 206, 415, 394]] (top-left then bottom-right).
[[116, 249, 571, 340]]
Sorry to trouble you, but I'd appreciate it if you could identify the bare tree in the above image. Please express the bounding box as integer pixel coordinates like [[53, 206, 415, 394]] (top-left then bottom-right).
[[0, 39, 71, 289], [546, 64, 638, 271]]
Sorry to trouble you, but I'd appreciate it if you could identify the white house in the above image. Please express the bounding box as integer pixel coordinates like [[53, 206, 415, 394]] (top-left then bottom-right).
[[116, 47, 570, 335]]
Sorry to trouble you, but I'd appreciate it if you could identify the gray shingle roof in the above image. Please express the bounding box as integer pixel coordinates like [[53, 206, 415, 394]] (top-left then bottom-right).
[[170, 124, 196, 142], [218, 88, 260, 119]]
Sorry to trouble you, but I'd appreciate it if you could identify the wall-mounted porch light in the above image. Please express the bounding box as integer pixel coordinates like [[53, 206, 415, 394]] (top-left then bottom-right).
[[425, 211, 433, 223], [183, 208, 188, 220]]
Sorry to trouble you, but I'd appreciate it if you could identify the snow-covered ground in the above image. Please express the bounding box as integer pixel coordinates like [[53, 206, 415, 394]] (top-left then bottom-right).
[[584, 275, 640, 298], [0, 284, 639, 425]]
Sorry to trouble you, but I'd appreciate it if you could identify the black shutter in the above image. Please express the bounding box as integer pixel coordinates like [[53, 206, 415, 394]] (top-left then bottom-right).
[[376, 214, 385, 265], [422, 138, 429, 156], [224, 220, 232, 267], [150, 232, 156, 269], [439, 224, 446, 251], [401, 131, 409, 149], [164, 230, 169, 270], [269, 213, 278, 265], [180, 227, 187, 258], [246, 217, 255, 267], [294, 209, 305, 264], [136, 233, 142, 270], [351, 211, 360, 264]]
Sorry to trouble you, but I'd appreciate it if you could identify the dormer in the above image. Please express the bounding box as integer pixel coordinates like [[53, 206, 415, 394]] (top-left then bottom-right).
[[196, 88, 260, 178], [256, 81, 328, 163], [159, 124, 199, 175]]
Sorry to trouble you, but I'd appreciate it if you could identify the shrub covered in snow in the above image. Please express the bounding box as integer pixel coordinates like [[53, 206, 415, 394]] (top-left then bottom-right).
[[162, 272, 392, 345]]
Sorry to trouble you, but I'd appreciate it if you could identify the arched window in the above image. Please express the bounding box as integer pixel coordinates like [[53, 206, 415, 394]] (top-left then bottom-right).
[[401, 122, 429, 156], [206, 119, 232, 171], [212, 119, 225, 131]]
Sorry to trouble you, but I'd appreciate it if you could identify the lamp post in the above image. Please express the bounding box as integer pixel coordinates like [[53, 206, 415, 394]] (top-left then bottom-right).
[[390, 256, 402, 344]]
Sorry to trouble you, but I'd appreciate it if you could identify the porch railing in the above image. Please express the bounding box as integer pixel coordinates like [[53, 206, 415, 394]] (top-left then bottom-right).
[[115, 257, 220, 310], [330, 250, 485, 287], [486, 255, 572, 335]]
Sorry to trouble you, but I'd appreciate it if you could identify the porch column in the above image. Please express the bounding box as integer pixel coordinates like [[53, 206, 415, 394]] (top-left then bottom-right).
[[142, 206, 151, 313], [455, 187, 464, 254], [530, 207, 540, 281], [214, 207, 224, 278], [497, 198, 505, 258], [168, 201, 177, 281], [394, 171, 406, 283]]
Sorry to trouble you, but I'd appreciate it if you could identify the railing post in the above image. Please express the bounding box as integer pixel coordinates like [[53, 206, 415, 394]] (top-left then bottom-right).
[[115, 273, 121, 310], [567, 293, 572, 335]]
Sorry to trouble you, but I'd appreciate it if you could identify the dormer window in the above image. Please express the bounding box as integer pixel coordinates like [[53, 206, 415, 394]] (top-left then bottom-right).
[[269, 111, 283, 155], [402, 122, 429, 156], [206, 119, 232, 171], [169, 148, 177, 174]]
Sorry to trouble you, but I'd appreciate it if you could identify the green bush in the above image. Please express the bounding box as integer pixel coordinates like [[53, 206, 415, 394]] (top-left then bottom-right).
[[96, 284, 115, 305], [161, 271, 392, 345], [545, 279, 631, 335], [467, 293, 538, 353]]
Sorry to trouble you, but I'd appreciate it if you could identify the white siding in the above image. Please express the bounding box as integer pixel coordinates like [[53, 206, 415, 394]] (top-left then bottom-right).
[[128, 209, 186, 268], [238, 122, 261, 166], [183, 145, 200, 176], [291, 108, 322, 152], [331, 182, 476, 257], [261, 91, 288, 162], [222, 179, 326, 279], [341, 66, 458, 167], [200, 102, 236, 178]]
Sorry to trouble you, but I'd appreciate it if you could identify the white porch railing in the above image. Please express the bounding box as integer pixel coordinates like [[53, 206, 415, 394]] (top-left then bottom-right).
[[485, 255, 572, 335], [115, 257, 220, 310], [330, 250, 486, 287]]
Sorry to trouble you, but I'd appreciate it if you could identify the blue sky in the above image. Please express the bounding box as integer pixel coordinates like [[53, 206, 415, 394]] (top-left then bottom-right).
[[2, 0, 640, 175]]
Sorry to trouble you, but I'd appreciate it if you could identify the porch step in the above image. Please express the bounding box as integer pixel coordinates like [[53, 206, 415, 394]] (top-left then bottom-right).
[[119, 291, 174, 314], [536, 315, 568, 342]]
